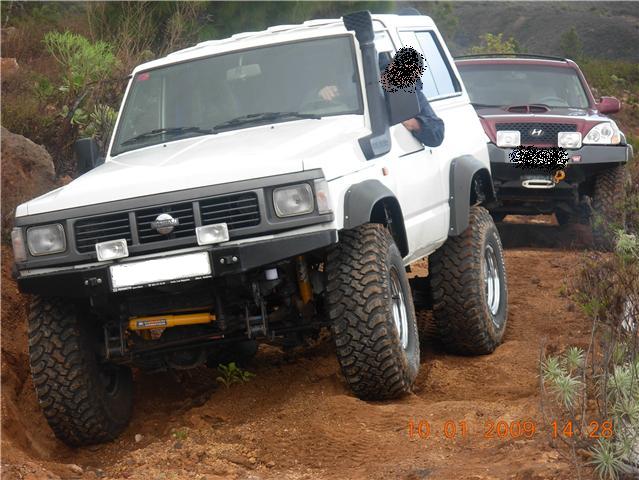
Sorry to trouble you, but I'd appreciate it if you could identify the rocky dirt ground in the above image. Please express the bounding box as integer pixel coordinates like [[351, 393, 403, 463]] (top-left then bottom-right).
[[1, 216, 598, 480]]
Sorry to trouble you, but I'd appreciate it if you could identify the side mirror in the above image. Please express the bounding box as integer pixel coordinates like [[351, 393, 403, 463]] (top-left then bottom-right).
[[596, 96, 621, 115], [74, 138, 104, 174], [385, 88, 420, 126]]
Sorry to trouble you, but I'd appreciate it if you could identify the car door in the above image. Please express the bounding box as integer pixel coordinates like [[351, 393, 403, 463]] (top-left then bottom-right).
[[374, 29, 447, 263]]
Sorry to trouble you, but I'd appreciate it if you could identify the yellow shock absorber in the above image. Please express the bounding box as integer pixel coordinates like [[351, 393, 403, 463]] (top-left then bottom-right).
[[296, 255, 313, 304], [129, 312, 215, 331], [553, 169, 566, 184]]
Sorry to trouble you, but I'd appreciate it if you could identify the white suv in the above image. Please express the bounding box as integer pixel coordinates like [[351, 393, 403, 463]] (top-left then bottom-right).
[[12, 11, 508, 446]]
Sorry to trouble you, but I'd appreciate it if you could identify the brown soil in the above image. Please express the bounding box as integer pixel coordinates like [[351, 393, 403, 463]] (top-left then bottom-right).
[[1, 217, 597, 480]]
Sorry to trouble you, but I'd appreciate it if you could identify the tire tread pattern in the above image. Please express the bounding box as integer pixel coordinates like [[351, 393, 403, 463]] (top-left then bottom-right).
[[28, 296, 131, 446], [326, 224, 416, 400], [430, 206, 506, 355]]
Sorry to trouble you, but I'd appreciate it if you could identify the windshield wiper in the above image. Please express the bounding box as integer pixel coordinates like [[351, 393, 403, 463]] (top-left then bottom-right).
[[213, 111, 321, 131], [121, 126, 214, 146]]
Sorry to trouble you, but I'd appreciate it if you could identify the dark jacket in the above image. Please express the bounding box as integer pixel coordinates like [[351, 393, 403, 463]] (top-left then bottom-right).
[[411, 79, 445, 148], [379, 54, 445, 148]]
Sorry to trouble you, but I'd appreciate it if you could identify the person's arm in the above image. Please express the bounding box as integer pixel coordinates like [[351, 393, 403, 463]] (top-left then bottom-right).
[[410, 88, 445, 147]]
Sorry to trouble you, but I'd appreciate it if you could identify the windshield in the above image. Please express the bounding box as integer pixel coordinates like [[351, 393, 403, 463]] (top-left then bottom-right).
[[111, 35, 362, 156], [457, 64, 590, 109]]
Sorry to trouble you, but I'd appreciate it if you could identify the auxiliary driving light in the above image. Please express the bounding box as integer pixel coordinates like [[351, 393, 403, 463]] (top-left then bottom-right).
[[496, 130, 520, 148], [196, 223, 229, 246], [557, 132, 582, 149], [96, 238, 129, 261]]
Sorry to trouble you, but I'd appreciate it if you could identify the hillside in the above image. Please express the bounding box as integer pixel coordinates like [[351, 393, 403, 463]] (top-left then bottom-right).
[[433, 1, 639, 61]]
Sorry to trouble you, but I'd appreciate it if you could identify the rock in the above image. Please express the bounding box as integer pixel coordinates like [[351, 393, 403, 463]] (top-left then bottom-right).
[[248, 457, 257, 465], [68, 464, 84, 475], [1, 127, 57, 236], [531, 276, 541, 285], [135, 434, 143, 443], [266, 461, 275, 468], [0, 58, 19, 77], [173, 441, 183, 449]]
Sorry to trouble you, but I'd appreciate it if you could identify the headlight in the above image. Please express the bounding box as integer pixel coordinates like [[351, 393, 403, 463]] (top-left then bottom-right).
[[558, 132, 582, 149], [11, 228, 27, 262], [583, 122, 621, 145], [313, 179, 332, 215], [496, 130, 520, 148], [26, 224, 66, 256], [273, 183, 314, 217]]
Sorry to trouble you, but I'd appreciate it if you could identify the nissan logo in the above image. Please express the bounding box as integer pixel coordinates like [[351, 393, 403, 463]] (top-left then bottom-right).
[[530, 128, 544, 137], [151, 213, 179, 235]]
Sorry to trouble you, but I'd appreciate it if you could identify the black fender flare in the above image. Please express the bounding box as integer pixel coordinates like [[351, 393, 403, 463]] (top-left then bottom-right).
[[343, 179, 409, 256], [448, 155, 495, 236]]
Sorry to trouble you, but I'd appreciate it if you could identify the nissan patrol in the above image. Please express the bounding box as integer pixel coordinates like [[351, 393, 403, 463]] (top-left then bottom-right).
[[13, 11, 508, 446]]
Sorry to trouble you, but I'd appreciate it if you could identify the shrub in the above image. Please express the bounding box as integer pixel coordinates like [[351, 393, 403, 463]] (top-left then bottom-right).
[[541, 234, 639, 479], [216, 362, 255, 389], [469, 33, 518, 55], [43, 31, 117, 100]]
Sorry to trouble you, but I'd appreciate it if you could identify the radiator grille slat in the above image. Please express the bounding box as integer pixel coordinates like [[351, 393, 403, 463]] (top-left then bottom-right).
[[74, 213, 132, 253], [200, 193, 260, 230]]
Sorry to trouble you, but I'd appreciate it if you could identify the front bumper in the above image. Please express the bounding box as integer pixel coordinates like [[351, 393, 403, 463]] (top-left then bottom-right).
[[16, 228, 338, 297], [488, 143, 631, 167]]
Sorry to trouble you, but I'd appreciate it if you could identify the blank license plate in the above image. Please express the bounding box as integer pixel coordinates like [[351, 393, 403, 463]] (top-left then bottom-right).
[[109, 251, 212, 292]]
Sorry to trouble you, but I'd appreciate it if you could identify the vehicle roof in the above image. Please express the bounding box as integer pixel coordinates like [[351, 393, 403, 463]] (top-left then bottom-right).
[[132, 14, 436, 74], [455, 56, 577, 69]]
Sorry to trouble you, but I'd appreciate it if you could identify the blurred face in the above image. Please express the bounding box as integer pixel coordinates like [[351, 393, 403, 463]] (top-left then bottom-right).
[[381, 47, 425, 93]]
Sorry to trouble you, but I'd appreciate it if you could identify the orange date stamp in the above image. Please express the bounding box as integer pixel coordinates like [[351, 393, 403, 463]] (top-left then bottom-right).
[[407, 419, 614, 440]]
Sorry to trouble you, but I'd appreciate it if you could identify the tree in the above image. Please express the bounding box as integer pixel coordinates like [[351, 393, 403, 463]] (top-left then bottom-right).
[[469, 33, 518, 55], [559, 27, 583, 60]]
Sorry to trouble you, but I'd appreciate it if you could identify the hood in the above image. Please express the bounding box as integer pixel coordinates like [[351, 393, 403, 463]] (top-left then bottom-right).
[[473, 106, 613, 145], [18, 116, 367, 217]]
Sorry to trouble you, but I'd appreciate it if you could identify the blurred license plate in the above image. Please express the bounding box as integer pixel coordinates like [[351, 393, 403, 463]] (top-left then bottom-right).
[[109, 251, 212, 292]]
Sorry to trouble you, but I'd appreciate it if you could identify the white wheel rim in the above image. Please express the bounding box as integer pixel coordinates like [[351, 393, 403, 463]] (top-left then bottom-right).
[[390, 267, 409, 350]]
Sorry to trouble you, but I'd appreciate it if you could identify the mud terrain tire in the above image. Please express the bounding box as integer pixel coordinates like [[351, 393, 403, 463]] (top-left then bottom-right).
[[592, 165, 627, 251], [326, 224, 420, 400], [430, 206, 508, 355], [28, 297, 133, 446]]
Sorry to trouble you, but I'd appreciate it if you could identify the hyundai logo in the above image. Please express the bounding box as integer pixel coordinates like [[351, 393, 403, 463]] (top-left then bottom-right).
[[151, 213, 179, 235], [530, 128, 544, 137]]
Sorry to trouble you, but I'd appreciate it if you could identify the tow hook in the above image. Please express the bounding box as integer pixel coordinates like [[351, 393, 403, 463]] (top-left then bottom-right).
[[553, 169, 566, 184]]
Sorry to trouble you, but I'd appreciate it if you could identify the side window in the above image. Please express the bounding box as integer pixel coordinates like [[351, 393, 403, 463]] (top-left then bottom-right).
[[414, 31, 459, 97], [397, 31, 438, 99], [399, 30, 460, 100]]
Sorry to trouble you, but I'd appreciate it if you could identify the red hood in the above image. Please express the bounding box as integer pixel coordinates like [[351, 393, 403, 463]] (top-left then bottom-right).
[[474, 106, 611, 146]]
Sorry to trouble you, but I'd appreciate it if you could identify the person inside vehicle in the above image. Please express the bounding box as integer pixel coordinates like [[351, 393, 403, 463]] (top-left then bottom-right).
[[317, 47, 445, 147]]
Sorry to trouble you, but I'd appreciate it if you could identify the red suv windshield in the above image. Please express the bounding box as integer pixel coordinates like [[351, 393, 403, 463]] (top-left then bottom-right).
[[457, 64, 590, 109]]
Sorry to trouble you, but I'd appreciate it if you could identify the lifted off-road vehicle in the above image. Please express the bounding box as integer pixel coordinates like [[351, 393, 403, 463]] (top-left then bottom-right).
[[455, 54, 633, 248], [12, 12, 508, 446]]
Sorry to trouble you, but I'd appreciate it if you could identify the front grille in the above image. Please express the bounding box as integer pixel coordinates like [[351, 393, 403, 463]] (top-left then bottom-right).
[[74, 213, 132, 254], [135, 202, 195, 243], [73, 191, 261, 254], [496, 122, 577, 145], [200, 192, 260, 230]]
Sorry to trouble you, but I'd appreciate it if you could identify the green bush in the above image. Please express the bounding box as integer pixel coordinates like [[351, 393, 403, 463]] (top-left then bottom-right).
[[43, 31, 117, 99], [469, 33, 518, 55], [542, 235, 639, 479]]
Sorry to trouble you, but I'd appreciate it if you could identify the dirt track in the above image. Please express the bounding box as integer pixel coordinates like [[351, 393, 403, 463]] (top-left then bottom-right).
[[1, 217, 596, 480]]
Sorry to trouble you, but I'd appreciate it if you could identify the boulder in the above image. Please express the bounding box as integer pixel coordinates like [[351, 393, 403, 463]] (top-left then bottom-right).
[[1, 127, 56, 238]]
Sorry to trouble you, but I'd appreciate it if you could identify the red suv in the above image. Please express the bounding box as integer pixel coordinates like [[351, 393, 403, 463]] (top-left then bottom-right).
[[455, 54, 633, 248]]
